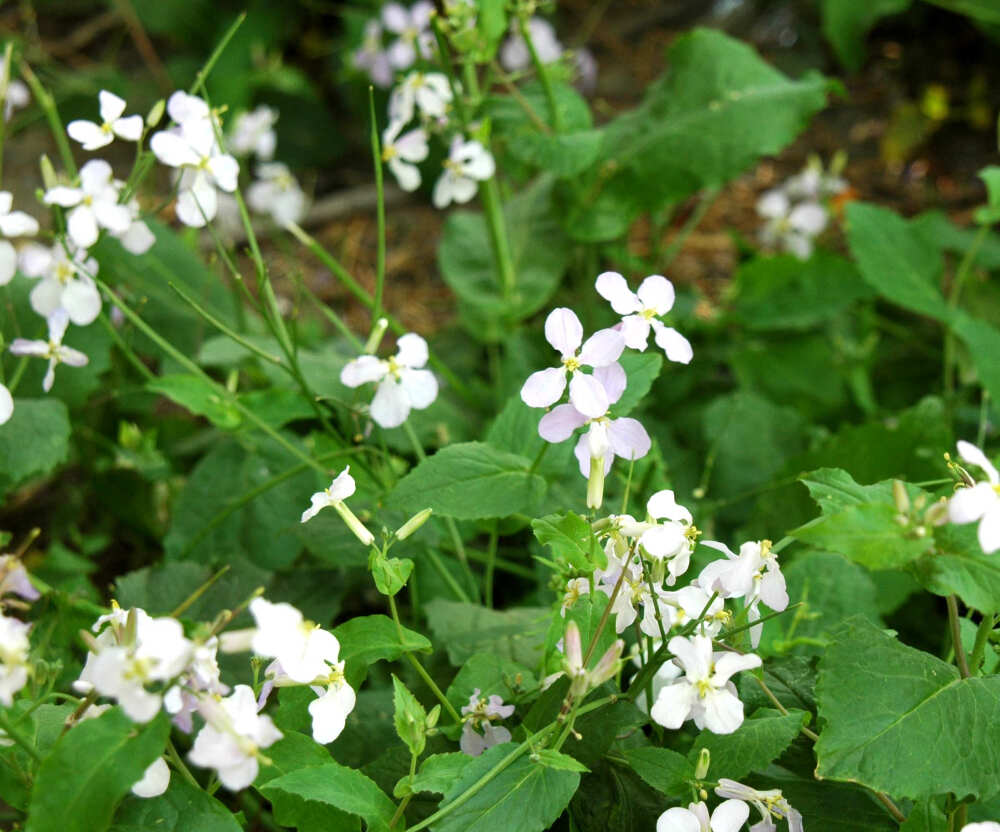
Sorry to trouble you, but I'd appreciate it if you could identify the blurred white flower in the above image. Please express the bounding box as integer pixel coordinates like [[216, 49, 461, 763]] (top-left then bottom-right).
[[247, 162, 307, 227], [432, 136, 495, 208], [189, 685, 282, 790], [500, 17, 563, 72], [228, 106, 278, 160], [130, 757, 171, 798], [595, 272, 692, 364], [656, 800, 750, 832], [341, 333, 438, 429], [0, 190, 40, 285], [67, 90, 143, 151], [354, 20, 394, 88], [715, 779, 803, 832], [382, 1, 435, 70], [0, 383, 12, 426], [0, 555, 39, 602], [248, 598, 343, 684], [389, 72, 453, 125], [382, 120, 429, 192], [9, 309, 89, 392], [950, 440, 1000, 554], [649, 635, 760, 735], [3, 79, 29, 122], [44, 159, 132, 249], [0, 613, 31, 705], [756, 189, 827, 260], [19, 242, 101, 326]]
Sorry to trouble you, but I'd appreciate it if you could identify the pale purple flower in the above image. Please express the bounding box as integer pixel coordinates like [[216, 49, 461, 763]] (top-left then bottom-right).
[[595, 272, 692, 364], [521, 308, 625, 418], [432, 136, 495, 208], [353, 21, 393, 88], [9, 309, 89, 392], [0, 555, 39, 602], [460, 688, 515, 756], [649, 635, 760, 735], [500, 17, 563, 72], [950, 440, 1000, 554], [382, 2, 435, 70]]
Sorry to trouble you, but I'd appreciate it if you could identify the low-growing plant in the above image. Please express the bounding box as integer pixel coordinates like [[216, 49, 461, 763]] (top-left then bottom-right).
[[0, 3, 999, 831]]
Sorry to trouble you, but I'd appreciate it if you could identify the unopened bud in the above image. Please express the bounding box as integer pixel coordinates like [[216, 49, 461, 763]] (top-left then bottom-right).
[[39, 154, 57, 190], [925, 499, 949, 527], [146, 98, 165, 128], [587, 456, 605, 510], [695, 747, 711, 779], [78, 629, 100, 653], [590, 639, 624, 687], [364, 317, 389, 354], [395, 508, 432, 541], [426, 704, 441, 729], [892, 480, 910, 514], [333, 501, 375, 546]]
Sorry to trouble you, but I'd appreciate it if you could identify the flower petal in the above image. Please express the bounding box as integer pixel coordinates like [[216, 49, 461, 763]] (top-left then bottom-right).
[[521, 366, 567, 409], [538, 404, 587, 443], [400, 368, 438, 409], [370, 377, 410, 428], [67, 120, 111, 151], [949, 482, 998, 524], [341, 355, 386, 387], [0, 383, 11, 425], [113, 114, 144, 142], [978, 506, 1000, 555], [636, 274, 675, 314], [650, 681, 694, 729], [700, 688, 746, 734], [578, 328, 625, 367], [396, 333, 429, 368], [544, 307, 583, 356], [957, 440, 1000, 485], [607, 417, 651, 460], [98, 90, 127, 123], [593, 362, 626, 405], [656, 807, 702, 832], [0, 240, 15, 285], [647, 490, 692, 524], [62, 279, 102, 326], [711, 800, 751, 832], [568, 372, 609, 418], [67, 206, 99, 249], [620, 315, 651, 350], [652, 322, 693, 364], [595, 271, 640, 315]]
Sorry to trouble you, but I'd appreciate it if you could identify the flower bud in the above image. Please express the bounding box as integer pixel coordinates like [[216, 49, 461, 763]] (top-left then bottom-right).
[[892, 480, 910, 514], [364, 318, 389, 354], [695, 747, 711, 779], [39, 155, 57, 190], [924, 499, 949, 527], [587, 456, 605, 510], [395, 508, 432, 541], [590, 639, 623, 687], [332, 501, 375, 546], [146, 98, 165, 128]]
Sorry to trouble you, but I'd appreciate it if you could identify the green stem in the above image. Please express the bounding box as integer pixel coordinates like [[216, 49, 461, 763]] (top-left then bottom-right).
[[944, 224, 989, 397], [188, 13, 246, 95], [527, 442, 549, 475], [479, 178, 517, 300], [423, 546, 472, 603], [517, 14, 561, 129], [368, 88, 387, 332], [170, 565, 230, 618], [0, 712, 41, 762], [97, 310, 154, 381], [659, 188, 719, 269], [18, 61, 76, 176], [0, 44, 14, 188], [165, 738, 201, 790], [584, 566, 626, 666], [948, 594, 972, 678], [484, 521, 499, 608], [969, 613, 996, 673]]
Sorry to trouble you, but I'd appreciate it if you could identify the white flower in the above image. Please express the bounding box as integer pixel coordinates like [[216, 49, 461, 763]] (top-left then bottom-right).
[[353, 20, 393, 88], [150, 116, 238, 228], [248, 598, 343, 684], [659, 585, 727, 637], [0, 383, 12, 426], [247, 163, 307, 227], [460, 688, 515, 756], [300, 466, 375, 544], [638, 490, 696, 583], [756, 189, 827, 260], [188, 685, 282, 790], [382, 120, 429, 192], [715, 780, 803, 832], [131, 757, 171, 798], [0, 613, 31, 705], [164, 91, 216, 132], [432, 136, 495, 208], [560, 576, 590, 616], [500, 17, 563, 72], [75, 608, 193, 723], [382, 2, 435, 70], [114, 198, 156, 255], [341, 332, 438, 429], [389, 71, 452, 124], [308, 671, 357, 744], [43, 159, 132, 249], [228, 106, 278, 160], [633, 642, 683, 715], [19, 242, 101, 325], [560, 619, 623, 697], [0, 190, 40, 285], [950, 440, 1000, 554], [0, 555, 40, 601], [963, 825, 1000, 832], [699, 539, 788, 647], [3, 79, 29, 122], [67, 90, 143, 151], [164, 636, 228, 733], [784, 160, 847, 201], [649, 635, 761, 735], [657, 800, 750, 832], [595, 272, 693, 364], [9, 309, 89, 392], [520, 308, 625, 418]]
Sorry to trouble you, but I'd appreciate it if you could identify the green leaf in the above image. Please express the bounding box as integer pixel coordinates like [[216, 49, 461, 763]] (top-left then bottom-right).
[[914, 523, 1000, 612], [147, 374, 242, 429], [403, 753, 471, 797], [753, 771, 897, 831], [614, 352, 664, 417], [690, 708, 807, 781], [392, 675, 428, 757], [899, 799, 948, 832], [622, 747, 695, 798], [27, 709, 169, 832], [815, 615, 1000, 799], [434, 745, 581, 832], [974, 165, 1000, 224], [259, 763, 396, 832], [821, 0, 913, 70], [0, 399, 71, 498], [370, 551, 413, 597], [438, 177, 571, 338], [424, 600, 548, 666], [922, 0, 1000, 24], [333, 615, 432, 688], [445, 653, 537, 715], [388, 441, 546, 519], [731, 251, 874, 330], [798, 468, 898, 514], [791, 503, 933, 569], [110, 779, 241, 832], [532, 512, 604, 571], [535, 749, 589, 773], [568, 29, 830, 241]]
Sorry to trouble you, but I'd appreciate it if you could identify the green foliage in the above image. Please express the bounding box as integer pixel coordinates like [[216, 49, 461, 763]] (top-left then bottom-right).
[[816, 616, 1000, 799], [622, 747, 695, 798], [27, 710, 169, 832], [333, 615, 432, 687], [424, 600, 548, 666], [821, 0, 913, 70], [0, 399, 71, 498], [392, 675, 428, 757], [532, 512, 605, 571], [689, 708, 808, 781], [111, 780, 242, 832]]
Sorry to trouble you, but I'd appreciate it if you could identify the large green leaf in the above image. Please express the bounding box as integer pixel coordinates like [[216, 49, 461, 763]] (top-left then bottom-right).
[[0, 399, 71, 498], [566, 28, 830, 241], [821, 0, 913, 70], [147, 374, 242, 429], [434, 745, 580, 832], [424, 600, 548, 666], [110, 779, 241, 832], [532, 512, 604, 571], [689, 708, 807, 781], [259, 763, 396, 832], [622, 747, 694, 798], [27, 709, 169, 832], [914, 523, 1000, 612], [388, 441, 545, 519], [333, 614, 432, 687], [816, 616, 1000, 799]]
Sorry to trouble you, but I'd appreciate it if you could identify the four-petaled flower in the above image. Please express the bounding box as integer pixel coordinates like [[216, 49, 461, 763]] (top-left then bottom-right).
[[382, 2, 435, 70], [949, 440, 1000, 554], [0, 190, 40, 285], [9, 308, 89, 392], [228, 106, 278, 160], [715, 779, 803, 832], [340, 332, 438, 429], [67, 90, 143, 151], [650, 635, 761, 735], [247, 162, 307, 227], [460, 688, 515, 756], [19, 242, 101, 326], [43, 159, 132, 249], [656, 800, 750, 832], [389, 71, 453, 125], [521, 308, 625, 418], [756, 189, 827, 260], [595, 272, 693, 364], [432, 136, 496, 208], [248, 598, 344, 684], [382, 120, 429, 192]]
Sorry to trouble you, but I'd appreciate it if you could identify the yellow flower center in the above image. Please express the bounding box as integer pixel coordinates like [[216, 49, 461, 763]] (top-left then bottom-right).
[[562, 355, 580, 372]]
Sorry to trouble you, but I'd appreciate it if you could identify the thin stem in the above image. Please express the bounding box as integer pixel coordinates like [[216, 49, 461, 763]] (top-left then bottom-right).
[[18, 61, 76, 176], [368, 88, 387, 332], [170, 565, 231, 618], [584, 566, 627, 666], [659, 188, 719, 269], [479, 178, 517, 300], [423, 546, 472, 603], [944, 224, 989, 397], [165, 738, 201, 790], [527, 442, 549, 475], [484, 521, 499, 608], [188, 13, 246, 95], [948, 594, 972, 678], [0, 712, 41, 762], [98, 310, 154, 381], [969, 613, 996, 673], [0, 43, 14, 188], [517, 14, 561, 130]]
